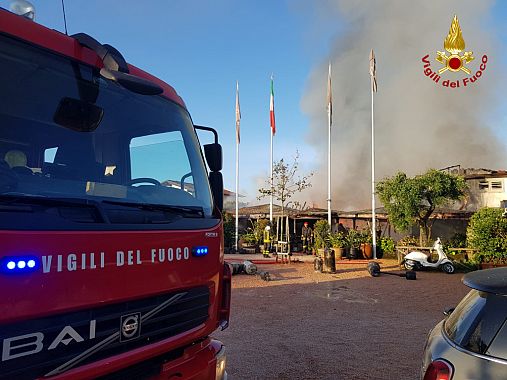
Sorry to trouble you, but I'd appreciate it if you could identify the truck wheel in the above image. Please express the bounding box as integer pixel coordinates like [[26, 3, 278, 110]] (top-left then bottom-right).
[[442, 262, 455, 274], [404, 260, 415, 270]]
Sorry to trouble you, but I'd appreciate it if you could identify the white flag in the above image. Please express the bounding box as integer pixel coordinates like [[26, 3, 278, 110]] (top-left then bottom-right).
[[369, 49, 378, 92], [327, 62, 332, 123], [235, 81, 241, 144]]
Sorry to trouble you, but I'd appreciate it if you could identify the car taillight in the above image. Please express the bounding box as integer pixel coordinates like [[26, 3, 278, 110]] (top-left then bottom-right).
[[218, 263, 231, 330], [423, 359, 454, 380]]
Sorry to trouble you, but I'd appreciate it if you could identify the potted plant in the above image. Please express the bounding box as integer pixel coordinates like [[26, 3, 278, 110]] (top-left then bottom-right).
[[359, 230, 373, 259], [240, 232, 258, 254], [313, 219, 330, 257], [346, 229, 362, 259], [329, 231, 347, 260]]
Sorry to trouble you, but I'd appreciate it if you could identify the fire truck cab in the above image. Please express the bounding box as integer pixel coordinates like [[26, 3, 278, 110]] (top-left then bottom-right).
[[0, 4, 230, 380]]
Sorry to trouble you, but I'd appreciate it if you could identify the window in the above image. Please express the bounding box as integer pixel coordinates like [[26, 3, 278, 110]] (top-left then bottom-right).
[[130, 131, 192, 191], [44, 147, 58, 163], [486, 320, 507, 359], [491, 181, 503, 190], [444, 290, 507, 357], [0, 33, 214, 229], [478, 180, 504, 191]]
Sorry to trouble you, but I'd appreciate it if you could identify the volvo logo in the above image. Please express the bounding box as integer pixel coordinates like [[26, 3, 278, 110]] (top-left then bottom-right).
[[120, 313, 141, 342]]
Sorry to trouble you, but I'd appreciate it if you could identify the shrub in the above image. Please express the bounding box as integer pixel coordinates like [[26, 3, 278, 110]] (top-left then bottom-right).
[[446, 232, 467, 248], [379, 237, 395, 255], [467, 208, 507, 264], [346, 229, 362, 249], [359, 229, 372, 244], [223, 213, 235, 249], [329, 231, 347, 248], [397, 235, 419, 247], [240, 232, 257, 245], [314, 220, 330, 249], [252, 218, 270, 244]]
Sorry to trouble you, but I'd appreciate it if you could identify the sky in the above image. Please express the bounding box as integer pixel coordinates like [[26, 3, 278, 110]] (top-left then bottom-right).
[[2, 0, 507, 208]]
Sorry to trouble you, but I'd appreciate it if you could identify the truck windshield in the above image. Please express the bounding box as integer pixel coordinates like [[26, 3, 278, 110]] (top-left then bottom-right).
[[0, 34, 213, 220]]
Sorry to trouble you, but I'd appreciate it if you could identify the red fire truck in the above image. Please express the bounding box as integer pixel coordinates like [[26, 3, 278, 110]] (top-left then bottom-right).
[[0, 4, 230, 380]]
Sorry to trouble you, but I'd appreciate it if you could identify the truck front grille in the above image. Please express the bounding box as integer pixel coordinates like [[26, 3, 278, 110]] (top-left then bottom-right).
[[0, 287, 210, 380]]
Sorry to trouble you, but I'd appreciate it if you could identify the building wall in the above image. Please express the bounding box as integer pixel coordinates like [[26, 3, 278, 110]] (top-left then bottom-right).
[[338, 216, 468, 244], [466, 177, 507, 209], [410, 219, 469, 243]]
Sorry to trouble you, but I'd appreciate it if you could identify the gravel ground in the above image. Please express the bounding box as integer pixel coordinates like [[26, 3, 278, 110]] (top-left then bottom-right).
[[213, 258, 470, 380]]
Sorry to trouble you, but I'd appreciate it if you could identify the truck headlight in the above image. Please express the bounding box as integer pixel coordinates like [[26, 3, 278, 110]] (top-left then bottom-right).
[[215, 345, 227, 380]]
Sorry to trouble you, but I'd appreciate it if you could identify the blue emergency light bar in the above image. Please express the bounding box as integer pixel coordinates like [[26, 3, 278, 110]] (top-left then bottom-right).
[[192, 246, 209, 257], [1, 256, 39, 273]]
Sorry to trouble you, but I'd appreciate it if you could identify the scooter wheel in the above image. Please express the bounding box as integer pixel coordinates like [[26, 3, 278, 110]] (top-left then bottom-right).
[[442, 262, 455, 274], [404, 260, 415, 270]]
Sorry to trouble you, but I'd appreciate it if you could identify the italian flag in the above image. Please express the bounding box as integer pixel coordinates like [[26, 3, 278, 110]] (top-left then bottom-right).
[[270, 77, 276, 135]]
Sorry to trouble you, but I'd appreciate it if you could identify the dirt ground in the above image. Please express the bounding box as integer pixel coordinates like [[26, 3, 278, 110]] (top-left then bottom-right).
[[213, 258, 470, 380]]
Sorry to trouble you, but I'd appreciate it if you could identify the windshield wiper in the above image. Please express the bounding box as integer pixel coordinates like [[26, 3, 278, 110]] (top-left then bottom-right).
[[101, 200, 204, 217], [0, 193, 99, 207], [0, 193, 108, 221]]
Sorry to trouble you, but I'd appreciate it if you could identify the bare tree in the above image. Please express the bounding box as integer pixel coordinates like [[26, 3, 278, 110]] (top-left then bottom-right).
[[258, 151, 313, 220]]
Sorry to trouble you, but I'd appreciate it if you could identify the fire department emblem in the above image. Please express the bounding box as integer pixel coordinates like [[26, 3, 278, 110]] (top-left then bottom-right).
[[436, 15, 474, 75]]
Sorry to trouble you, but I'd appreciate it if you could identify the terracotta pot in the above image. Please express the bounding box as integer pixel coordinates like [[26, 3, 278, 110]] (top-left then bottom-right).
[[362, 243, 373, 259]]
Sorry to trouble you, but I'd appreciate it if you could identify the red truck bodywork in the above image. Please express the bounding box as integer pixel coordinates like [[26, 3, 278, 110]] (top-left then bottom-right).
[[0, 7, 229, 380]]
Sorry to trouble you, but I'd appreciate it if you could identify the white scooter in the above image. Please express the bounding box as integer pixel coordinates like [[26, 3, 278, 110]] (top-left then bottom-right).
[[403, 238, 455, 274]]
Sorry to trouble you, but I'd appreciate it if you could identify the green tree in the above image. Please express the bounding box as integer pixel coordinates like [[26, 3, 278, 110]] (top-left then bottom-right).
[[258, 151, 313, 220], [376, 169, 466, 245]]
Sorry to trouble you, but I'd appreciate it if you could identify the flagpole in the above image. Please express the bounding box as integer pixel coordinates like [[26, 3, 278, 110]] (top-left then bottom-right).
[[327, 63, 332, 227], [235, 81, 240, 253], [270, 126, 273, 223], [370, 51, 377, 260], [371, 82, 377, 259], [235, 135, 239, 252], [269, 75, 274, 223]]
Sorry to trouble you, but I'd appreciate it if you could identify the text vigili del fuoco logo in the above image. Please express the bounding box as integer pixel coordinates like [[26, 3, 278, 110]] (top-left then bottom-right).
[[422, 15, 488, 88]]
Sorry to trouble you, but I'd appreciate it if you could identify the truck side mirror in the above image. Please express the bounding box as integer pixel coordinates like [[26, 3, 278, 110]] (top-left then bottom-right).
[[194, 125, 223, 212], [209, 171, 223, 212], [204, 143, 222, 172]]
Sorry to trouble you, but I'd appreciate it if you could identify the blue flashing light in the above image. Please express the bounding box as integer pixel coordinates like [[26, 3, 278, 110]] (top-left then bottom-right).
[[192, 246, 209, 257], [2, 256, 39, 274]]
